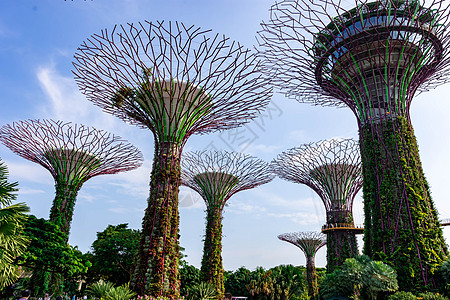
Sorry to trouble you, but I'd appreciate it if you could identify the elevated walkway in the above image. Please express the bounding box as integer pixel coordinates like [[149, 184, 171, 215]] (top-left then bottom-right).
[[321, 223, 364, 234]]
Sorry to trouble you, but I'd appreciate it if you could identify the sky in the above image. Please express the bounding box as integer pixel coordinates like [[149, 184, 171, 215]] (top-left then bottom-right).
[[1, 0, 450, 272]]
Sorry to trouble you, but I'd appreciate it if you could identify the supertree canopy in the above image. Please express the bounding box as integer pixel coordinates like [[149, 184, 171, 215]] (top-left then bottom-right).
[[278, 232, 326, 299], [259, 0, 449, 289], [0, 119, 143, 237], [73, 21, 271, 297], [272, 139, 362, 272], [181, 151, 274, 296]]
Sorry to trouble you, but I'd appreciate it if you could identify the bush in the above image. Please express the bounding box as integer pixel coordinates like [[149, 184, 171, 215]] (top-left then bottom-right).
[[417, 292, 449, 300], [388, 291, 417, 300], [186, 282, 219, 300]]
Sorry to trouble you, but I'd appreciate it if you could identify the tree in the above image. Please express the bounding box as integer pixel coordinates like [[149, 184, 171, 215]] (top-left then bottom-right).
[[0, 159, 29, 289], [180, 261, 200, 297], [89, 224, 140, 286], [225, 267, 252, 297], [17, 215, 90, 296], [320, 255, 398, 300]]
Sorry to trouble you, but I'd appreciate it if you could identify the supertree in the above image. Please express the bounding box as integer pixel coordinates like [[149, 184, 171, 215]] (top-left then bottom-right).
[[72, 21, 271, 297], [272, 139, 363, 272], [181, 151, 274, 296], [278, 232, 326, 299], [0, 119, 143, 237], [258, 0, 450, 289]]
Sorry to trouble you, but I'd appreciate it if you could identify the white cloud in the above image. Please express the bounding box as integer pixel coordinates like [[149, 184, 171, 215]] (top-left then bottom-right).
[[35, 64, 126, 134], [3, 159, 52, 185], [17, 188, 46, 195], [239, 143, 281, 155], [266, 211, 323, 226], [227, 201, 267, 215]]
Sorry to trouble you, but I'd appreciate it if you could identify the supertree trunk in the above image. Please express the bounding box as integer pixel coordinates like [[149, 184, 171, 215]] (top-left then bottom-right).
[[181, 151, 274, 297], [326, 230, 358, 273], [360, 116, 446, 289], [306, 256, 318, 299], [133, 142, 181, 297], [326, 210, 359, 272], [200, 207, 224, 296], [49, 182, 81, 238]]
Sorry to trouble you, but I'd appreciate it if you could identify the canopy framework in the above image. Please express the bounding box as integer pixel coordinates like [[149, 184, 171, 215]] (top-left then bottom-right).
[[182, 151, 274, 296], [272, 139, 362, 272], [258, 0, 449, 289], [0, 119, 143, 237], [73, 20, 271, 297], [278, 232, 326, 299]]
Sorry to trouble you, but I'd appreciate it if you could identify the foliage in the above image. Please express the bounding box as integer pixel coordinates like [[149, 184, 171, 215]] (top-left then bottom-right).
[[180, 261, 200, 297], [89, 224, 140, 286], [388, 291, 417, 300], [319, 255, 398, 300], [326, 230, 358, 273], [441, 259, 450, 283], [106, 285, 137, 300], [186, 282, 220, 300], [245, 265, 309, 300], [131, 148, 181, 298], [17, 215, 91, 296], [0, 159, 29, 289], [87, 281, 116, 299], [224, 267, 252, 297], [417, 292, 449, 300], [200, 207, 225, 297], [361, 116, 448, 290]]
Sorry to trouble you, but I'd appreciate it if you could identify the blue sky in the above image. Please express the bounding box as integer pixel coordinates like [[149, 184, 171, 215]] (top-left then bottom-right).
[[1, 0, 450, 271]]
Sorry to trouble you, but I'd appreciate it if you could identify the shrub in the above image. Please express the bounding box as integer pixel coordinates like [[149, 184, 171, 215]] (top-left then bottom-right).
[[387, 291, 417, 300], [186, 282, 219, 300], [417, 292, 449, 300]]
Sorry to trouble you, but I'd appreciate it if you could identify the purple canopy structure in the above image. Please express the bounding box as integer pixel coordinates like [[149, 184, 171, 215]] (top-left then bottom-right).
[[278, 232, 326, 299], [181, 151, 274, 297], [258, 0, 449, 289], [73, 21, 271, 297], [0, 119, 143, 237], [272, 139, 363, 272]]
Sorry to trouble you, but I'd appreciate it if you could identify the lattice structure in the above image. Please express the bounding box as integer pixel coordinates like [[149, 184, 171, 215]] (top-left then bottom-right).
[[272, 139, 362, 272], [259, 0, 449, 289], [73, 21, 271, 297], [0, 119, 143, 237], [181, 151, 274, 296], [278, 232, 326, 299]]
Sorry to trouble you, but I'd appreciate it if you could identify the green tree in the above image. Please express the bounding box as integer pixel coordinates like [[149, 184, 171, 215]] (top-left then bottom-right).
[[320, 255, 398, 300], [180, 261, 201, 297], [89, 224, 140, 286], [0, 159, 29, 289], [18, 215, 90, 296], [225, 267, 252, 297]]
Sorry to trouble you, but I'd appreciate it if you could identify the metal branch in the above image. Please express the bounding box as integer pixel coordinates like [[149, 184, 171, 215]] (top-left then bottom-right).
[[272, 138, 362, 215], [181, 151, 275, 212]]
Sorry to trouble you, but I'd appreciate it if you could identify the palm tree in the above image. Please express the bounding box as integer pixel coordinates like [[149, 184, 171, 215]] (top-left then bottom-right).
[[0, 159, 29, 288]]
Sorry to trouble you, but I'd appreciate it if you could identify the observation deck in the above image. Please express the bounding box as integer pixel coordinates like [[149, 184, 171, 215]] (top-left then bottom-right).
[[321, 222, 364, 234], [312, 0, 443, 124], [440, 218, 450, 226]]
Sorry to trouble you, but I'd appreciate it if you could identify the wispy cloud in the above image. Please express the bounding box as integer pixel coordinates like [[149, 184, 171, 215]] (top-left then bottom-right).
[[17, 187, 46, 195], [3, 159, 52, 185], [35, 64, 126, 134], [239, 143, 281, 156]]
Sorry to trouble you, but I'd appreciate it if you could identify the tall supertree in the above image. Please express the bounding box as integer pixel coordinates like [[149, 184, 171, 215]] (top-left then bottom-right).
[[0, 119, 143, 237], [258, 0, 450, 289], [181, 151, 274, 296], [272, 139, 363, 272], [278, 232, 326, 299], [72, 21, 271, 297]]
